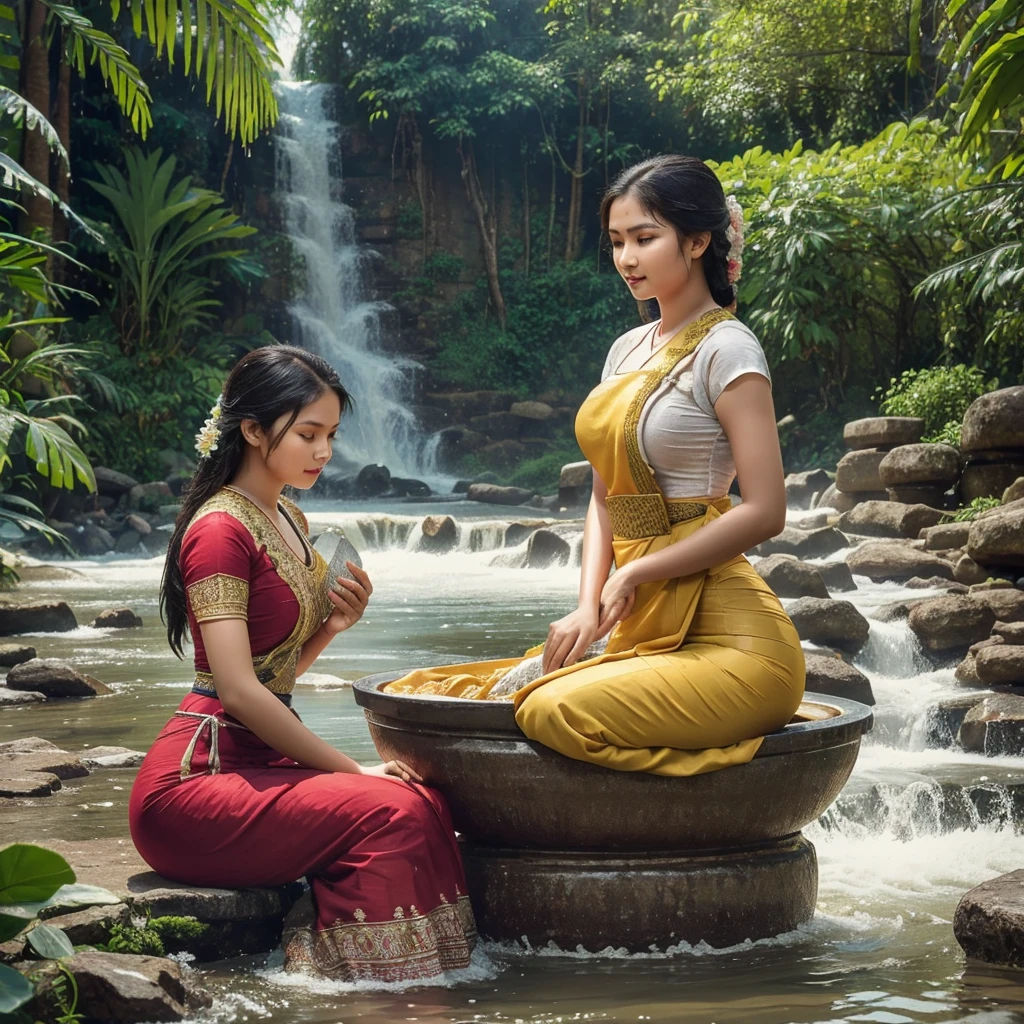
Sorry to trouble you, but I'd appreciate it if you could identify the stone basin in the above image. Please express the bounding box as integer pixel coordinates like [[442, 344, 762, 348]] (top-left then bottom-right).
[[354, 675, 873, 853]]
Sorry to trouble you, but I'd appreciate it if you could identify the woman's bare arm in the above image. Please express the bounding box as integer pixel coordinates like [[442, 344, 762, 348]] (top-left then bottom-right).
[[200, 618, 363, 774], [577, 471, 615, 613], [617, 373, 787, 587]]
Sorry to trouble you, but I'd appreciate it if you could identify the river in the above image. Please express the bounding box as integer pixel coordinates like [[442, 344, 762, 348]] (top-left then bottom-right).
[[3, 501, 1024, 1024]]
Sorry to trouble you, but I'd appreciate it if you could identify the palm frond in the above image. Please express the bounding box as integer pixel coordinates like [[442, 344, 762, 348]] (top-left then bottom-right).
[[0, 86, 69, 169], [0, 153, 103, 240]]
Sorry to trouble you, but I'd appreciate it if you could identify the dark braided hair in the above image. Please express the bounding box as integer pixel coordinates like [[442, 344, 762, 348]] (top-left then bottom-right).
[[161, 345, 350, 657], [600, 155, 735, 309]]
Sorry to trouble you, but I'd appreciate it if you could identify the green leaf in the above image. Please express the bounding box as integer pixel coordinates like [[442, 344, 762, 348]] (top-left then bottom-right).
[[0, 962, 33, 1014], [26, 924, 74, 959], [0, 846, 75, 906]]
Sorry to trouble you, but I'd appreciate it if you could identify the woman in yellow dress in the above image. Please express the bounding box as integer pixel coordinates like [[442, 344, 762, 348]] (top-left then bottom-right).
[[387, 154, 805, 777]]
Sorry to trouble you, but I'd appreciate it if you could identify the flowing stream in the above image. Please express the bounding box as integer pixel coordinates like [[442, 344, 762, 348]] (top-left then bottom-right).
[[4, 502, 1024, 1022]]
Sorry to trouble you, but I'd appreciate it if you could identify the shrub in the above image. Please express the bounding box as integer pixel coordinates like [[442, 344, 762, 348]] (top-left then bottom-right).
[[877, 364, 997, 443]]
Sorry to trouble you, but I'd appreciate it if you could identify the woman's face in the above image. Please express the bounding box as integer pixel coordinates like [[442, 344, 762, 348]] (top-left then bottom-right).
[[607, 193, 702, 303], [254, 389, 342, 491]]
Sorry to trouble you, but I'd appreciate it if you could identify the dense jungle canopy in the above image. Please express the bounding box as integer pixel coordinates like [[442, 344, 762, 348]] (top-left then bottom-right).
[[0, 0, 1022, 542]]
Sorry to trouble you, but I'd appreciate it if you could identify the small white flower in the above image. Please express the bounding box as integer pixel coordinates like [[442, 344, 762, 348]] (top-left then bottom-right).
[[194, 395, 224, 459]]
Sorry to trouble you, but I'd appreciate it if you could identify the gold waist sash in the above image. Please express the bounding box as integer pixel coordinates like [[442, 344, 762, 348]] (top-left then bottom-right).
[[605, 494, 709, 540]]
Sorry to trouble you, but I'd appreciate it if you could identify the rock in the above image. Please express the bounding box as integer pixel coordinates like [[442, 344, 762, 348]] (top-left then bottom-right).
[[930, 694, 992, 748], [785, 469, 832, 510], [38, 903, 132, 946], [972, 588, 1024, 623], [1004, 477, 1024, 505], [787, 597, 870, 653], [425, 390, 516, 421], [0, 747, 88, 780], [79, 745, 146, 769], [876, 598, 928, 622], [976, 646, 1024, 686], [91, 607, 143, 629], [5, 659, 112, 698], [128, 480, 173, 511], [28, 951, 211, 1023], [816, 560, 857, 592], [954, 869, 1024, 967], [756, 526, 849, 559], [878, 442, 959, 486], [525, 528, 574, 569], [754, 555, 829, 599], [0, 772, 60, 797], [955, 553, 992, 586], [469, 411, 522, 440], [960, 460, 1024, 503], [923, 522, 971, 550], [803, 652, 875, 705], [0, 642, 36, 667], [0, 736, 62, 755], [961, 386, 1024, 453], [559, 461, 593, 507], [504, 520, 546, 547], [419, 515, 457, 553], [355, 463, 391, 497], [838, 501, 944, 539], [510, 400, 553, 420], [885, 484, 950, 506], [436, 426, 489, 464], [813, 483, 857, 514], [94, 466, 139, 498], [390, 477, 431, 498], [835, 449, 887, 493], [0, 600, 77, 635], [75, 521, 116, 556], [476, 439, 528, 474], [907, 595, 997, 654], [124, 512, 152, 536], [846, 542, 956, 583], [843, 417, 925, 450], [903, 576, 968, 592], [994, 621, 1024, 644], [467, 483, 534, 506], [959, 694, 1024, 754], [114, 529, 143, 554]]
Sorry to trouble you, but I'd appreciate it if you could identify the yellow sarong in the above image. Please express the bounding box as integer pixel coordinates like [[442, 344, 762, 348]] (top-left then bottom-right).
[[387, 308, 805, 776]]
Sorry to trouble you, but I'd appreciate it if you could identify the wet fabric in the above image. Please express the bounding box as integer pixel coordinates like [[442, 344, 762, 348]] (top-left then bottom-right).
[[385, 308, 805, 776]]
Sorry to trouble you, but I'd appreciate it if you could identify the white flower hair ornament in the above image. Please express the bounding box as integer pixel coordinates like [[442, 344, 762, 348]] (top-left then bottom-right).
[[724, 195, 745, 286], [194, 395, 224, 459]]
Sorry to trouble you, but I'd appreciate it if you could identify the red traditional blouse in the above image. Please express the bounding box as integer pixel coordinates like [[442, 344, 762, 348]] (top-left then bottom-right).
[[180, 487, 332, 702]]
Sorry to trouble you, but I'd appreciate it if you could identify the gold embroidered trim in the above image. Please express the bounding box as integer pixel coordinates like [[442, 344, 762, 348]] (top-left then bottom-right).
[[183, 488, 332, 696], [623, 308, 736, 496], [186, 574, 250, 622], [606, 496, 708, 539], [284, 895, 477, 982]]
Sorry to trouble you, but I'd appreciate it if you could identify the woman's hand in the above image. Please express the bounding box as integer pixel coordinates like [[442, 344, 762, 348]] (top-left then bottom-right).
[[361, 759, 422, 784], [323, 562, 373, 636], [542, 607, 600, 675], [597, 568, 636, 636]]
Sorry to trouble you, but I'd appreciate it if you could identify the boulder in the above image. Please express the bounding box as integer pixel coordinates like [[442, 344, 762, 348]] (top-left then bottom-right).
[[959, 694, 1024, 754], [976, 646, 1024, 686], [835, 449, 887, 493], [1004, 477, 1024, 505], [954, 869, 1024, 967], [994, 621, 1024, 644], [903, 576, 968, 593], [28, 951, 211, 1023], [424, 390, 515, 421], [469, 411, 521, 440], [37, 902, 132, 946], [787, 597, 870, 653], [467, 483, 535, 506], [94, 466, 139, 498], [838, 501, 943, 539], [0, 772, 60, 797], [955, 637, 1006, 687], [0, 736, 62, 755], [75, 521, 116, 556], [419, 515, 457, 554], [128, 480, 173, 511], [754, 555, 828, 599], [436, 426, 489, 463], [960, 460, 1024, 503], [510, 400, 554, 421], [355, 463, 391, 497], [504, 520, 546, 547], [0, 600, 77, 635], [972, 588, 1024, 623], [885, 484, 949, 507], [124, 512, 152, 536], [0, 746, 88, 780], [843, 417, 924, 450], [476, 439, 528, 474], [816, 561, 857, 592], [114, 530, 144, 554], [907, 595, 997, 654], [390, 477, 431, 498], [525, 528, 573, 569], [5, 659, 112, 698], [929, 694, 992, 748], [922, 522, 971, 550], [813, 483, 857, 514], [961, 386, 1024, 453], [91, 607, 143, 629], [756, 526, 849, 559], [0, 642, 36, 667], [558, 461, 593, 507], [803, 652, 875, 705], [879, 443, 959, 487], [876, 598, 928, 622], [784, 469, 832, 510], [845, 541, 955, 583], [80, 745, 146, 769]]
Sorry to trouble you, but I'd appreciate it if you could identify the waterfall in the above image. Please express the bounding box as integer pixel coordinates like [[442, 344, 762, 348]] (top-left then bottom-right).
[[272, 81, 439, 482]]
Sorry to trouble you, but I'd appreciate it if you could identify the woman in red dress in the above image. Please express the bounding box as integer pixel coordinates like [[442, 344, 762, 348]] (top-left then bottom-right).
[[129, 345, 476, 982]]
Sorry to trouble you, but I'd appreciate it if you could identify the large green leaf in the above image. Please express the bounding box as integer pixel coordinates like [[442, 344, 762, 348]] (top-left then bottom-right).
[[0, 86, 69, 168], [0, 846, 75, 906], [26, 923, 74, 959], [0, 962, 33, 1014]]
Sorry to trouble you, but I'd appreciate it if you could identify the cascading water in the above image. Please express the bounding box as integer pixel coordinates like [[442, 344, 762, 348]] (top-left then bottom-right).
[[272, 77, 440, 483]]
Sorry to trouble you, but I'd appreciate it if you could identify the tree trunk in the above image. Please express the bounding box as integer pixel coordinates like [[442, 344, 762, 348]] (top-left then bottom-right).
[[458, 140, 506, 330], [19, 0, 53, 238], [51, 48, 71, 252], [546, 153, 556, 269], [522, 153, 530, 278], [564, 79, 587, 264]]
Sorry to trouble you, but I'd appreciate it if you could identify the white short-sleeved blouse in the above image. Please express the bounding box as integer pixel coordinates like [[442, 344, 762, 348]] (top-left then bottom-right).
[[600, 318, 771, 499]]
